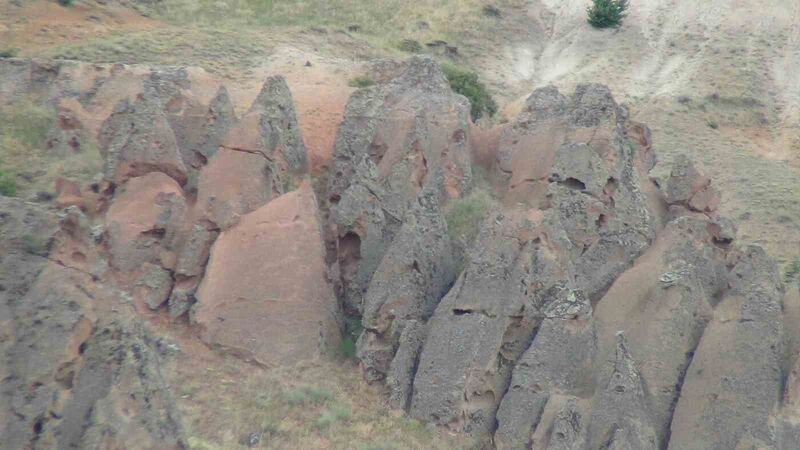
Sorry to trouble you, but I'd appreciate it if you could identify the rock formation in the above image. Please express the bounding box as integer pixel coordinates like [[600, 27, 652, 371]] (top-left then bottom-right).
[[193, 182, 340, 367], [328, 56, 473, 314], [0, 56, 796, 449]]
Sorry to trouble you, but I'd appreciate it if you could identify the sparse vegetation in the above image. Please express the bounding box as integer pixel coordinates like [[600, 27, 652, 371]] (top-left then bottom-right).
[[348, 75, 376, 88], [0, 48, 19, 58], [587, 0, 629, 29], [175, 355, 467, 449], [315, 403, 351, 429], [22, 234, 50, 256], [284, 385, 334, 406], [338, 315, 363, 359], [0, 99, 101, 198], [0, 170, 17, 197], [786, 257, 800, 284], [397, 39, 423, 53], [441, 62, 497, 120], [445, 184, 496, 272]]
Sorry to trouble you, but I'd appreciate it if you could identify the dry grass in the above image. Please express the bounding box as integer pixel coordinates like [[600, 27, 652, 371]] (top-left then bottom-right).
[[148, 0, 502, 50], [173, 354, 476, 450], [0, 99, 101, 198]]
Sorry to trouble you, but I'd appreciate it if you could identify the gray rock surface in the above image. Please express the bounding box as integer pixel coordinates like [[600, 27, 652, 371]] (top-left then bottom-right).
[[328, 56, 472, 313], [668, 246, 785, 449], [356, 185, 456, 383]]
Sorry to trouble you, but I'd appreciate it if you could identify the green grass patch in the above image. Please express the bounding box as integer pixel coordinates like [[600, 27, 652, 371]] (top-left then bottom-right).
[[445, 186, 496, 272], [283, 385, 333, 406], [0, 100, 53, 149], [441, 62, 497, 120], [786, 257, 800, 285], [0, 170, 17, 197], [338, 315, 363, 360], [315, 403, 351, 430], [0, 48, 19, 58], [349, 75, 376, 88]]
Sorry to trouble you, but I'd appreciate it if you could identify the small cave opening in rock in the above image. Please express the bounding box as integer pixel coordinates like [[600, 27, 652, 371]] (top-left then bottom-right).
[[563, 177, 587, 191]]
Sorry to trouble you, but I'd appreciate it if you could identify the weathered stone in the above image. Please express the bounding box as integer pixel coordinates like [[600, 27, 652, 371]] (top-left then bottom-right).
[[98, 96, 188, 187], [668, 246, 784, 449], [665, 155, 720, 214], [592, 216, 729, 444], [587, 333, 659, 450], [329, 56, 472, 312], [386, 320, 426, 410], [105, 172, 186, 271], [194, 182, 339, 366], [409, 84, 656, 436], [494, 290, 595, 450], [357, 185, 456, 382], [136, 262, 174, 310], [174, 225, 217, 277], [196, 76, 306, 230]]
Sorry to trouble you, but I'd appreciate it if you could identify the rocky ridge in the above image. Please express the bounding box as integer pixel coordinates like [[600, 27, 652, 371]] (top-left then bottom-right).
[[0, 56, 798, 449]]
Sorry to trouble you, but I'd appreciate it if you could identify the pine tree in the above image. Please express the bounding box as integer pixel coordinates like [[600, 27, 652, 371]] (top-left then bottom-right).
[[587, 0, 629, 29]]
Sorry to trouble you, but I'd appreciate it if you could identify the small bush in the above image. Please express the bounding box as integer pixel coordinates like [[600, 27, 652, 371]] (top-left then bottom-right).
[[22, 234, 49, 256], [786, 257, 800, 284], [0, 100, 54, 149], [283, 385, 333, 406], [397, 39, 423, 53], [445, 187, 496, 273], [338, 315, 363, 359], [0, 48, 19, 58], [58, 0, 74, 6], [0, 171, 16, 197], [348, 75, 376, 88], [587, 0, 629, 29], [706, 119, 719, 129], [441, 63, 497, 120], [315, 403, 351, 429]]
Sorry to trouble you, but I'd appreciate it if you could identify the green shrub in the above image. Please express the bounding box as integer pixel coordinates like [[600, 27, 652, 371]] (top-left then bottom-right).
[[338, 315, 363, 359], [315, 403, 351, 429], [348, 75, 376, 88], [441, 63, 497, 120], [397, 39, 423, 53], [58, 0, 74, 6], [0, 48, 19, 58], [706, 119, 719, 129], [22, 234, 50, 256], [445, 189, 493, 245], [0, 171, 16, 197], [445, 187, 495, 272], [0, 100, 54, 149], [283, 385, 333, 406], [786, 257, 800, 284], [587, 0, 629, 29]]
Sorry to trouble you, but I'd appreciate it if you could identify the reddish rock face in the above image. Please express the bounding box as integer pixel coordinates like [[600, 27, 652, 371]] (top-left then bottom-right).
[[105, 172, 186, 271], [193, 182, 339, 367]]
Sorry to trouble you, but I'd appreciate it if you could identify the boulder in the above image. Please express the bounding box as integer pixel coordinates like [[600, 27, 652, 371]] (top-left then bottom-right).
[[105, 172, 186, 271], [193, 182, 339, 366], [665, 155, 720, 214]]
